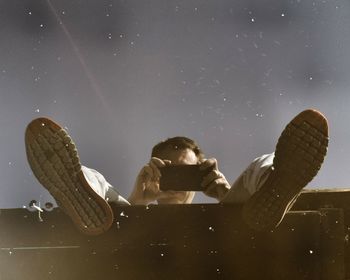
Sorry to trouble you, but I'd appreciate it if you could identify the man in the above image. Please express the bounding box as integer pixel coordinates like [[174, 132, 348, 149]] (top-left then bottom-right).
[[25, 109, 328, 235]]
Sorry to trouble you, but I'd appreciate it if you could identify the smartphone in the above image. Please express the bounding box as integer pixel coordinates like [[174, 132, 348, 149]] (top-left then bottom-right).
[[159, 165, 209, 191]]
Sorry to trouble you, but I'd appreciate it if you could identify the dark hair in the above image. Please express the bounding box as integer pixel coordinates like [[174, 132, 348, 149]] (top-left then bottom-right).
[[151, 136, 204, 161]]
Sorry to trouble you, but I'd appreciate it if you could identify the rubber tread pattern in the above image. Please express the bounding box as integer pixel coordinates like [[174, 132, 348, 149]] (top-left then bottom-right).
[[242, 109, 329, 231], [25, 118, 113, 235]]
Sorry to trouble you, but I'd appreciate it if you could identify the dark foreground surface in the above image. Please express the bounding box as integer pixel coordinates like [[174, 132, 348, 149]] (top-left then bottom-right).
[[0, 189, 349, 280]]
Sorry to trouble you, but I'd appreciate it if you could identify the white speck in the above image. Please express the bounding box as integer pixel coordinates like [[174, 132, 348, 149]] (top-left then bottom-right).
[[119, 34, 124, 38], [120, 211, 128, 218], [309, 250, 313, 254], [8, 162, 12, 166], [40, 24, 44, 28], [251, 18, 255, 22], [136, 33, 140, 37], [130, 41, 134, 45], [309, 76, 313, 80], [160, 253, 164, 257], [28, 11, 32, 15], [281, 13, 285, 17], [106, 13, 110, 17], [35, 109, 40, 113], [209, 226, 215, 232], [62, 11, 65, 15], [194, 7, 198, 11], [108, 33, 112, 39]]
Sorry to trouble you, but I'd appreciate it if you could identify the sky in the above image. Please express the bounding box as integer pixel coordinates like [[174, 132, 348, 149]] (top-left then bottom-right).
[[1, 0, 350, 208]]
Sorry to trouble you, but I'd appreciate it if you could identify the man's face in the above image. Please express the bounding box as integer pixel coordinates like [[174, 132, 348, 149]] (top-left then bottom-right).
[[157, 148, 198, 204]]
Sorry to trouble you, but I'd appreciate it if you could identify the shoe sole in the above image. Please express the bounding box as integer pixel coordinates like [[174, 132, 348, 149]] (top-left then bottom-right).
[[25, 118, 114, 235], [242, 109, 329, 231]]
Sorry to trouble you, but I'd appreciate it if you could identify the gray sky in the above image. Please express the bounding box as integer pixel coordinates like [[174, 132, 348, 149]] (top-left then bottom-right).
[[1, 0, 350, 208]]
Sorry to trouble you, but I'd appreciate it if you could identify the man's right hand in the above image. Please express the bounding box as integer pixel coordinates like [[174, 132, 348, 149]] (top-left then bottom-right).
[[128, 157, 171, 205]]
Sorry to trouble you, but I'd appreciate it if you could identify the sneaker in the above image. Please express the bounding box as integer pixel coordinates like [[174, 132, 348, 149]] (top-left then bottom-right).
[[242, 109, 329, 231], [25, 117, 114, 235]]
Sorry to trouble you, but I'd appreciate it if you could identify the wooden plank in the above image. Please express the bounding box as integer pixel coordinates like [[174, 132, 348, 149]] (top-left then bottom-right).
[[293, 189, 350, 280], [0, 205, 327, 280]]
